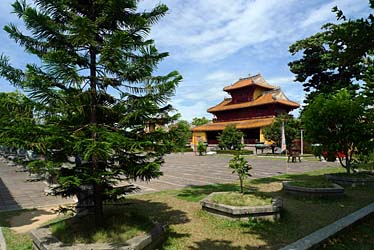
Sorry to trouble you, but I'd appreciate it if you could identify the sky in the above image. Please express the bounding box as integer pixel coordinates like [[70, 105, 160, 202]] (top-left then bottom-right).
[[0, 0, 371, 121]]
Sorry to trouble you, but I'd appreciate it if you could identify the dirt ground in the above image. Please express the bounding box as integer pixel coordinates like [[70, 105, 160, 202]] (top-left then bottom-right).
[[8, 206, 60, 234]]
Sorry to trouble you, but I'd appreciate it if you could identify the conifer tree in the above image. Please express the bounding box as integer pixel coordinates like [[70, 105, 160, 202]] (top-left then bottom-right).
[[0, 0, 182, 225]]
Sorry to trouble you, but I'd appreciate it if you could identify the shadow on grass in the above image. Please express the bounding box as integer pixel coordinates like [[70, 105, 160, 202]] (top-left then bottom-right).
[[172, 168, 374, 249], [0, 209, 55, 228], [188, 239, 260, 250], [51, 198, 190, 245]]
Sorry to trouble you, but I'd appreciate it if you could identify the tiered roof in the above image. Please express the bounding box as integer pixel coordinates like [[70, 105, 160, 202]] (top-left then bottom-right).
[[223, 74, 276, 92], [208, 89, 299, 113], [192, 74, 299, 133], [192, 117, 275, 132]]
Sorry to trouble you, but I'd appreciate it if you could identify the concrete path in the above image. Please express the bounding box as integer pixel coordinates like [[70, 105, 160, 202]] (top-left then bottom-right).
[[0, 153, 338, 212], [0, 158, 73, 212]]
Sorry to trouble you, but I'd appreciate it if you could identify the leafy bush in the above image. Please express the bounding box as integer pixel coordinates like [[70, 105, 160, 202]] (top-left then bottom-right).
[[229, 155, 252, 193], [216, 150, 253, 155], [218, 125, 243, 150], [197, 141, 207, 156]]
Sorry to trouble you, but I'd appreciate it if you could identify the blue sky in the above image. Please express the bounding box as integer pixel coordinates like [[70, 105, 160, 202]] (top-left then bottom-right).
[[0, 0, 371, 121]]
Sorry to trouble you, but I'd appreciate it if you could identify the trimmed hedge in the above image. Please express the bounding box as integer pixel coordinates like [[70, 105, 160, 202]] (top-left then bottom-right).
[[173, 147, 193, 153], [215, 150, 253, 155]]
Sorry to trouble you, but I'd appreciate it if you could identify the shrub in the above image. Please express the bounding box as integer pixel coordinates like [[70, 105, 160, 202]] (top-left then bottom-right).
[[216, 150, 253, 155], [229, 155, 252, 194]]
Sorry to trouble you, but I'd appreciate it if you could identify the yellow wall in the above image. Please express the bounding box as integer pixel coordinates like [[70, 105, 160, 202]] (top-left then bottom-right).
[[253, 87, 264, 100], [192, 131, 207, 146]]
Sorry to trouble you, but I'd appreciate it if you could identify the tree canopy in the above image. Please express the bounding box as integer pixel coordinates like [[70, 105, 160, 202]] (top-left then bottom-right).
[[0, 0, 182, 225], [218, 125, 244, 150], [169, 120, 191, 152], [289, 1, 374, 104], [301, 89, 366, 173], [192, 117, 210, 127], [263, 114, 300, 149]]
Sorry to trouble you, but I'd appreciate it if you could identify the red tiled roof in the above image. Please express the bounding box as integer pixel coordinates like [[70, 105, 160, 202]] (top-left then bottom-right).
[[192, 117, 275, 132], [223, 74, 276, 91], [207, 93, 300, 113]]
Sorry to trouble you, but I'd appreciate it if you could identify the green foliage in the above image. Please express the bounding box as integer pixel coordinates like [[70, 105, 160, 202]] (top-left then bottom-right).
[[191, 117, 210, 127], [169, 120, 191, 153], [289, 1, 374, 104], [311, 144, 323, 160], [215, 150, 253, 155], [197, 141, 207, 156], [0, 0, 181, 225], [229, 155, 252, 193], [263, 114, 301, 148], [353, 150, 374, 171], [0, 92, 39, 150], [218, 124, 244, 150], [302, 89, 366, 174]]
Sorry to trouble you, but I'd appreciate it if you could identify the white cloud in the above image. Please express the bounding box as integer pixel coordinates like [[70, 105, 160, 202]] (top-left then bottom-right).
[[301, 0, 369, 28], [143, 0, 299, 62], [142, 0, 370, 64], [0, 0, 370, 121], [267, 76, 295, 86], [171, 98, 211, 122]]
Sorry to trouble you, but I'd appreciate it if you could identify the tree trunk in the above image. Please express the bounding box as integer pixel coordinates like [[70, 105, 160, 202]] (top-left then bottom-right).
[[239, 177, 243, 194], [89, 47, 104, 226], [94, 183, 104, 226], [345, 150, 351, 175]]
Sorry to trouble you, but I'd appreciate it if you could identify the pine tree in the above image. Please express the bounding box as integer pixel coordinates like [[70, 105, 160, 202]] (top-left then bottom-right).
[[0, 0, 181, 225]]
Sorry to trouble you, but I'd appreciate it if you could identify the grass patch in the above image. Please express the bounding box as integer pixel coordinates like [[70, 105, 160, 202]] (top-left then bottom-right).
[[330, 172, 374, 179], [288, 180, 335, 188], [162, 166, 374, 249], [215, 149, 253, 155], [211, 192, 272, 206], [51, 208, 153, 244], [0, 210, 33, 250], [174, 183, 240, 202], [1, 166, 373, 250], [322, 213, 374, 250]]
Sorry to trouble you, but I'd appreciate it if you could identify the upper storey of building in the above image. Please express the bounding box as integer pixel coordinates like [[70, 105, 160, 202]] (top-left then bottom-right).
[[207, 74, 299, 122]]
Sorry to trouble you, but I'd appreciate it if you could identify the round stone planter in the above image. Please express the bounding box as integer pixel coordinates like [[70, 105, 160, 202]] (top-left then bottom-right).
[[325, 173, 374, 187], [200, 192, 282, 221], [282, 181, 344, 198], [31, 223, 165, 250]]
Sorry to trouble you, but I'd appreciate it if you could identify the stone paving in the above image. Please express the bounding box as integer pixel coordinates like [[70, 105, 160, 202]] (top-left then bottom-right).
[[0, 153, 338, 212], [0, 158, 73, 212], [130, 153, 339, 192]]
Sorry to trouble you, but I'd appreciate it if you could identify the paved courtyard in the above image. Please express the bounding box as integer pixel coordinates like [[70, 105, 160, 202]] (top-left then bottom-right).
[[131, 153, 338, 192], [0, 153, 338, 212]]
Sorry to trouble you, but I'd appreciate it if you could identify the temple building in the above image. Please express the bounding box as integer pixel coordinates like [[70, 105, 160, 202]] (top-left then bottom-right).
[[192, 74, 299, 147]]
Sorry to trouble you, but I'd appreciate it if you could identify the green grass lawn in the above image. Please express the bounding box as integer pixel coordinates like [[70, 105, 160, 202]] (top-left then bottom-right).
[[1, 166, 373, 249], [287, 180, 335, 188], [0, 210, 33, 250], [50, 208, 154, 244], [329, 172, 374, 179], [210, 192, 272, 206]]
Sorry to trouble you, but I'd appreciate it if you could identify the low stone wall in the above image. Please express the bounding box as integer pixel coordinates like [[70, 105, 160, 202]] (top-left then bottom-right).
[[31, 223, 165, 250], [200, 192, 282, 221], [0, 227, 6, 250], [279, 202, 374, 250], [282, 181, 344, 198], [325, 174, 374, 187]]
